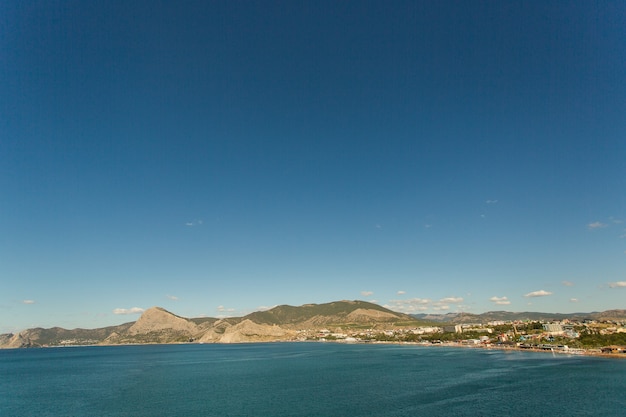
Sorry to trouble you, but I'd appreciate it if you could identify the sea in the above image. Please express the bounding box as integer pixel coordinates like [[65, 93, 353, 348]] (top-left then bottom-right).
[[1, 342, 625, 416]]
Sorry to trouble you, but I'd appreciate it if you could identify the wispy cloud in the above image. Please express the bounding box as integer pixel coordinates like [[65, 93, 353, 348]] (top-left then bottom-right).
[[439, 297, 463, 304], [397, 290, 406, 295], [386, 296, 464, 313], [489, 296, 510, 305], [361, 291, 374, 297], [216, 305, 236, 312], [485, 199, 498, 204], [561, 280, 574, 287], [22, 300, 35, 305], [185, 219, 204, 227], [608, 281, 626, 288], [385, 298, 431, 313], [166, 295, 179, 301], [587, 221, 607, 230], [113, 307, 144, 315], [570, 298, 579, 303], [524, 290, 553, 298]]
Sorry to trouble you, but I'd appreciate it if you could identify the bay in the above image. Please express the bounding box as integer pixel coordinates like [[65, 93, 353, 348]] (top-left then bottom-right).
[[1, 343, 625, 416]]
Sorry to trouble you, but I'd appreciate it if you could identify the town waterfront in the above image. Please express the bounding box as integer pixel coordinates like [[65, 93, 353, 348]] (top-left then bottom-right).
[[1, 342, 625, 416]]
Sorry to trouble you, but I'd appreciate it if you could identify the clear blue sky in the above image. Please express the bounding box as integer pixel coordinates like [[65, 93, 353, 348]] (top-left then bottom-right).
[[1, 1, 625, 332]]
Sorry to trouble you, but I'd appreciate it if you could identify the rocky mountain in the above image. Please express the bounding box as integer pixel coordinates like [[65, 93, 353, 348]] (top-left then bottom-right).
[[245, 300, 412, 328], [0, 300, 410, 348], [0, 323, 133, 348]]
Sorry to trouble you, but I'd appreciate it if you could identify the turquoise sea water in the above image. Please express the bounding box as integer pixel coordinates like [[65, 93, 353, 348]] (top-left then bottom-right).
[[1, 343, 625, 416]]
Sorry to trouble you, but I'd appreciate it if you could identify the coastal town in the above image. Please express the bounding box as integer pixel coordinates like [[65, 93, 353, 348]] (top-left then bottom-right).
[[296, 317, 626, 356]]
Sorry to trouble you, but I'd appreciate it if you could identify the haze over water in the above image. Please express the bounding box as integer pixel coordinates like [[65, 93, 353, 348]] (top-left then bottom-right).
[[1, 343, 625, 416]]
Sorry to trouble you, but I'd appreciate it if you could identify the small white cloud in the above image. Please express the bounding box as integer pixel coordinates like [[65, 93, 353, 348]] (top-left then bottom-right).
[[424, 224, 432, 229], [385, 298, 431, 313], [561, 281, 574, 287], [375, 224, 382, 229], [433, 305, 450, 311], [439, 297, 463, 304], [361, 291, 374, 297], [113, 307, 144, 315], [570, 298, 579, 302], [397, 290, 406, 295], [22, 300, 35, 305], [524, 290, 553, 298], [587, 221, 607, 230], [485, 199, 498, 204], [185, 219, 203, 227], [167, 295, 179, 301], [608, 281, 626, 288], [489, 296, 510, 305]]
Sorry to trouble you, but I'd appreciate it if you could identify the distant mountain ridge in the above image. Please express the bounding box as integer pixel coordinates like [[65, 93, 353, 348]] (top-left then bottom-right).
[[411, 309, 626, 323], [2, 301, 624, 348]]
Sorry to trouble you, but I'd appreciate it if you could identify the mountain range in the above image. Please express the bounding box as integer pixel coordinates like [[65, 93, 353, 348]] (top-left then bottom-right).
[[1, 300, 624, 348]]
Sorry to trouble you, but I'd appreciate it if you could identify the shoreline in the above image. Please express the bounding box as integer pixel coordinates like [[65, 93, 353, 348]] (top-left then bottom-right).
[[367, 340, 626, 359], [4, 339, 626, 360]]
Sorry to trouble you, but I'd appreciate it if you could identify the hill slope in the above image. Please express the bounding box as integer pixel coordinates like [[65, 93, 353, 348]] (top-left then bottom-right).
[[2, 301, 625, 348]]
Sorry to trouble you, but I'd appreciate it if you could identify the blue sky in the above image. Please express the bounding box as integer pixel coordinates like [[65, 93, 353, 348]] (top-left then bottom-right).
[[1, 1, 625, 332]]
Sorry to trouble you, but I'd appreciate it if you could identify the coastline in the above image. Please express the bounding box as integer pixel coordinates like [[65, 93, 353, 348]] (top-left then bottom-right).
[[5, 338, 626, 360], [364, 340, 626, 359]]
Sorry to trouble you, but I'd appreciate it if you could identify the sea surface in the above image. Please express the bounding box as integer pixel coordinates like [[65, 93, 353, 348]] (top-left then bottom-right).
[[1, 342, 625, 416]]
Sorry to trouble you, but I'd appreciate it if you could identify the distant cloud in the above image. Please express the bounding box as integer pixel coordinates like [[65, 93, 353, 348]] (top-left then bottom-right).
[[608, 281, 626, 288], [113, 307, 144, 315], [185, 219, 204, 227], [167, 295, 179, 301], [424, 224, 432, 229], [216, 305, 236, 312], [524, 290, 553, 298], [561, 280, 574, 287], [485, 200, 498, 204], [609, 217, 623, 224], [489, 296, 510, 305], [22, 300, 35, 305], [361, 291, 374, 297], [587, 221, 607, 230], [397, 290, 406, 295], [570, 298, 579, 303], [385, 298, 431, 313], [439, 297, 463, 304], [386, 296, 463, 313]]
